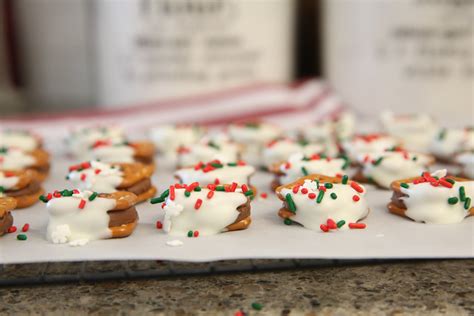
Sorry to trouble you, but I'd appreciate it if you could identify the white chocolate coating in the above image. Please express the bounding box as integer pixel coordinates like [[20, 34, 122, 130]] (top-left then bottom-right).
[[178, 143, 240, 167], [281, 179, 369, 231], [358, 151, 429, 189], [262, 140, 324, 169], [381, 112, 438, 152], [66, 126, 126, 158], [334, 112, 355, 140], [279, 153, 347, 185], [228, 123, 282, 166], [150, 125, 203, 155], [46, 190, 116, 246], [400, 173, 474, 224], [162, 188, 247, 236], [342, 135, 399, 161], [0, 148, 36, 170], [0, 172, 20, 196], [67, 161, 124, 193], [0, 130, 40, 151], [86, 143, 135, 163], [430, 128, 467, 160], [175, 164, 255, 186], [456, 152, 474, 179]]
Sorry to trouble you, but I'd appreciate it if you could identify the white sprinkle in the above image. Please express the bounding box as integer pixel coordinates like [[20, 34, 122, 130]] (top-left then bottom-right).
[[166, 240, 183, 247]]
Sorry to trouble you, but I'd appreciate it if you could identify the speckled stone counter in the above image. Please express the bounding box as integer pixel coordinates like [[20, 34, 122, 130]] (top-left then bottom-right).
[[1, 260, 473, 315]]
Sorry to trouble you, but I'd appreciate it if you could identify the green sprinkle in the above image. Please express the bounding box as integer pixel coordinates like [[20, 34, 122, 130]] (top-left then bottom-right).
[[39, 195, 48, 203], [412, 156, 418, 161], [160, 189, 170, 199], [245, 122, 259, 129], [0, 186, 4, 193], [216, 186, 225, 191], [438, 129, 447, 140], [227, 162, 238, 167], [464, 197, 471, 210], [187, 230, 193, 237], [459, 186, 466, 201], [184, 191, 191, 197], [448, 197, 459, 205], [342, 175, 349, 184], [208, 141, 220, 150], [400, 183, 409, 189], [244, 190, 254, 197], [373, 157, 384, 166], [0, 147, 8, 154], [298, 139, 309, 146], [301, 167, 308, 176], [330, 192, 337, 200], [285, 193, 296, 213], [150, 197, 165, 204], [445, 178, 455, 185], [210, 163, 223, 168], [284, 218, 293, 225], [302, 157, 311, 161], [194, 186, 201, 192], [251, 302, 263, 311], [88, 192, 98, 201], [65, 175, 70, 180], [324, 183, 333, 189], [337, 220, 346, 228], [62, 190, 73, 197], [17, 234, 27, 241], [316, 190, 325, 203]]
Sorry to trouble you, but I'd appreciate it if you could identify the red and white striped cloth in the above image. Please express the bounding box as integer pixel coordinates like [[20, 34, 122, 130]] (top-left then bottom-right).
[[0, 79, 345, 139]]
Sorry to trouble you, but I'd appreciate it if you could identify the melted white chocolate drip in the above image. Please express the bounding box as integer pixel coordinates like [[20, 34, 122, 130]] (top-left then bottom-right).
[[278, 153, 347, 185], [281, 179, 369, 231], [175, 164, 255, 186], [46, 190, 116, 246], [162, 188, 247, 237], [67, 161, 124, 193]]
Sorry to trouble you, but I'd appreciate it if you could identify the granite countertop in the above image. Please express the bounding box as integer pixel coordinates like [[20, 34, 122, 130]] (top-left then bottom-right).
[[0, 260, 473, 315]]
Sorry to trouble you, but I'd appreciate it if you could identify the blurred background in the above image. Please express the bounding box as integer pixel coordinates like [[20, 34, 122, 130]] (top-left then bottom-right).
[[0, 0, 472, 123]]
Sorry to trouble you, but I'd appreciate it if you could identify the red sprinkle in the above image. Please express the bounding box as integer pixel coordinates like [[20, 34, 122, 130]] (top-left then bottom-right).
[[241, 184, 249, 193], [21, 224, 30, 232], [284, 162, 291, 169], [214, 178, 220, 184], [308, 193, 316, 199], [7, 226, 17, 233], [301, 188, 308, 194], [352, 195, 360, 202], [230, 182, 238, 192], [94, 169, 101, 175], [78, 199, 86, 209], [327, 219, 337, 229], [194, 198, 203, 210], [161, 203, 166, 209], [292, 186, 300, 194], [237, 160, 246, 166], [260, 192, 268, 199], [311, 154, 320, 160], [156, 221, 163, 229], [193, 231, 199, 237], [207, 190, 214, 199], [81, 162, 91, 169], [349, 223, 366, 229], [170, 186, 175, 201], [80, 173, 87, 181], [194, 162, 204, 170], [439, 179, 453, 188], [320, 224, 329, 232], [350, 181, 364, 193], [319, 186, 326, 192]]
